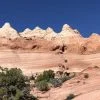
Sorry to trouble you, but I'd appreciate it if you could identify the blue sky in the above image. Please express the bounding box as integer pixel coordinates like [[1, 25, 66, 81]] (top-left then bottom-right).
[[0, 0, 100, 37]]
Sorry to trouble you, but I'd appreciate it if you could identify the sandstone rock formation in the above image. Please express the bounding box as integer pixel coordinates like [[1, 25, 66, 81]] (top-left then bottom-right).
[[0, 22, 100, 54], [0, 23, 100, 100], [20, 28, 32, 37], [58, 24, 80, 37], [0, 23, 20, 39]]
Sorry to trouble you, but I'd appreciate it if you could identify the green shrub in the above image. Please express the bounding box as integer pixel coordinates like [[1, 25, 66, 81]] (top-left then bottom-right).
[[60, 76, 70, 82], [30, 75, 35, 80], [36, 80, 49, 91], [43, 70, 55, 81], [0, 67, 37, 100], [15, 89, 23, 100], [35, 70, 55, 82], [49, 78, 62, 88], [0, 87, 7, 97], [35, 74, 45, 82], [66, 94, 75, 100], [8, 85, 17, 96], [59, 72, 75, 83], [0, 68, 29, 90], [18, 88, 37, 100], [49, 76, 70, 88]]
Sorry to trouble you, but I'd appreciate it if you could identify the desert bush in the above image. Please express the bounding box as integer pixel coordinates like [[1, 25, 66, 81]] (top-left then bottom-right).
[[18, 88, 37, 100], [49, 78, 62, 87], [49, 75, 72, 88], [43, 70, 55, 81], [14, 89, 23, 100], [66, 93, 75, 100], [0, 67, 37, 100], [30, 75, 35, 80], [19, 95, 37, 100], [35, 70, 55, 82], [60, 72, 75, 83], [0, 68, 29, 90], [60, 76, 70, 82], [8, 85, 17, 97], [35, 74, 45, 82], [35, 70, 75, 91], [0, 87, 7, 97], [35, 80, 49, 91], [84, 73, 89, 78]]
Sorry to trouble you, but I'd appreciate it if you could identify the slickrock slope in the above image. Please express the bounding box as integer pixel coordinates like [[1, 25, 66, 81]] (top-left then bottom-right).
[[31, 67, 100, 100]]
